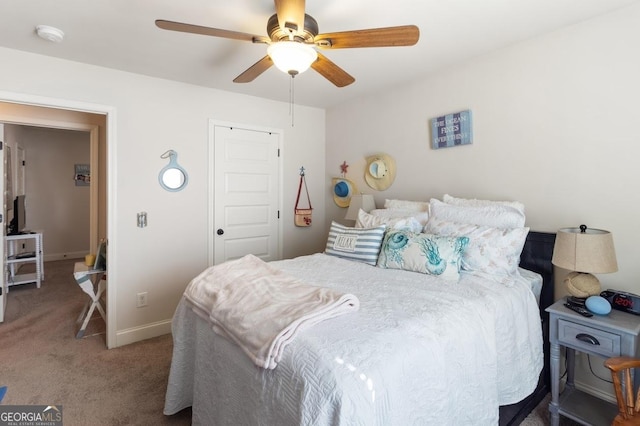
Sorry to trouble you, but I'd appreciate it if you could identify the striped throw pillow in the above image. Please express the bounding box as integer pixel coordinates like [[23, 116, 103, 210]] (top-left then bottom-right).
[[325, 221, 386, 266]]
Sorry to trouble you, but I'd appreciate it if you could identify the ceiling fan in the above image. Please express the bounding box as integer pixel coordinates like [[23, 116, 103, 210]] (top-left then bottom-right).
[[156, 0, 419, 88]]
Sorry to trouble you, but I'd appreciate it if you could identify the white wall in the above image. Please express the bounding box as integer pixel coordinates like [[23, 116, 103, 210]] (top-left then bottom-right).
[[0, 47, 326, 346], [327, 3, 640, 293], [19, 126, 91, 260], [326, 3, 640, 401]]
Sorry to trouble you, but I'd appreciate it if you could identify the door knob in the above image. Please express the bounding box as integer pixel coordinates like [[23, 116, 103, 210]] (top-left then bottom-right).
[[217, 229, 224, 235]]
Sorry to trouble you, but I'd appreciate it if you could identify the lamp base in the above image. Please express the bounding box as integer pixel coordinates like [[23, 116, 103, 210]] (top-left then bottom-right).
[[564, 271, 601, 298]]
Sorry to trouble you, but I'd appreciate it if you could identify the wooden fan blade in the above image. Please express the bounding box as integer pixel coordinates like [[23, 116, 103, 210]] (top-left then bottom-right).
[[315, 25, 419, 49], [233, 56, 274, 83], [311, 53, 355, 88], [155, 19, 268, 43], [274, 0, 305, 35]]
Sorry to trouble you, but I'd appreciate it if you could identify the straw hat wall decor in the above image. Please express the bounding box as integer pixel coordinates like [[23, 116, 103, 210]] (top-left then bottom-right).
[[364, 153, 396, 191], [332, 177, 357, 207]]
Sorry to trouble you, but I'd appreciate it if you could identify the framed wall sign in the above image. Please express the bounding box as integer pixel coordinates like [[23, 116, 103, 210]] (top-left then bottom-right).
[[74, 164, 90, 186], [430, 110, 473, 149]]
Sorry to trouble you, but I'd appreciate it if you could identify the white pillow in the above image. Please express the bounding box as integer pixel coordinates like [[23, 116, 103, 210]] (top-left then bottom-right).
[[324, 221, 386, 266], [383, 199, 430, 212], [428, 198, 526, 229], [424, 218, 529, 277], [356, 209, 423, 233], [369, 208, 430, 227], [442, 194, 525, 214]]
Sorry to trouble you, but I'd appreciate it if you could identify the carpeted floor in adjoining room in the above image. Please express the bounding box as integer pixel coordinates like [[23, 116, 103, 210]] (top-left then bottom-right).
[[0, 259, 191, 425], [0, 258, 575, 425]]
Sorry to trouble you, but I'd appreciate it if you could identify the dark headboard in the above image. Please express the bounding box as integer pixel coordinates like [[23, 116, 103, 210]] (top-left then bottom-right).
[[519, 231, 557, 319]]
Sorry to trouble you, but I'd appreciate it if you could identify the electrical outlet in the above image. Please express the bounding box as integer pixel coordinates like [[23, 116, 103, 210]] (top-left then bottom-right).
[[136, 292, 148, 308]]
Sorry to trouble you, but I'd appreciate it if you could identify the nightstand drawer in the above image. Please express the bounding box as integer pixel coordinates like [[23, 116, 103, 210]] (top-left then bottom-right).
[[558, 319, 621, 358]]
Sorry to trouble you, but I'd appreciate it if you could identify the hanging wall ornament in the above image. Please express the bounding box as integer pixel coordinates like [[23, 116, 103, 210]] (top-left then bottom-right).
[[340, 161, 349, 175], [332, 160, 357, 207], [364, 153, 396, 191], [159, 150, 188, 192], [294, 167, 312, 227], [332, 177, 357, 208]]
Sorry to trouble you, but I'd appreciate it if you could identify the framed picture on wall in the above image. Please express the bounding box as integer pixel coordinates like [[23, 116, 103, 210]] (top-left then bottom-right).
[[74, 164, 90, 186], [430, 110, 473, 149]]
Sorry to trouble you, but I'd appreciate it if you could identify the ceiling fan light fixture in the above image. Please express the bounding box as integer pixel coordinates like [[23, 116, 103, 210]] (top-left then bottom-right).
[[267, 41, 317, 76]]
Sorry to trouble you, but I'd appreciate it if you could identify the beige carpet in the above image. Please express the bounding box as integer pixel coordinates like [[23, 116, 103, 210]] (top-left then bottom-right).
[[1, 258, 569, 425]]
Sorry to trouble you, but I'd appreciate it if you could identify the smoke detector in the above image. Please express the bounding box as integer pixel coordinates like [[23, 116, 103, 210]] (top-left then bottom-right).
[[36, 25, 64, 43]]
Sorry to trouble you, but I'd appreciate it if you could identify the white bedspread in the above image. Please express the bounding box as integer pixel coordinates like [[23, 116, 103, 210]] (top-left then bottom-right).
[[165, 253, 543, 425], [184, 254, 359, 369]]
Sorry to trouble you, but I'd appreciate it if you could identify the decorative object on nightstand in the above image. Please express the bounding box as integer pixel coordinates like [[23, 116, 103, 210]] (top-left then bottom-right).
[[344, 194, 376, 222], [552, 224, 618, 298], [585, 295, 612, 315]]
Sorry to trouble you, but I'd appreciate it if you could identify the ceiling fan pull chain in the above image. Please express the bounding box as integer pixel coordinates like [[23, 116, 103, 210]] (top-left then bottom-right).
[[289, 75, 295, 127]]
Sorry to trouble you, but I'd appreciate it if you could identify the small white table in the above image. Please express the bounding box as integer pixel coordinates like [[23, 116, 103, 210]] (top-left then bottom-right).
[[73, 262, 106, 338], [6, 232, 44, 290]]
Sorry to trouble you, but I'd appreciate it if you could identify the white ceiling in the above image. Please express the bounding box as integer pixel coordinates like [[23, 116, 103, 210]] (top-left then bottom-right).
[[0, 0, 637, 108]]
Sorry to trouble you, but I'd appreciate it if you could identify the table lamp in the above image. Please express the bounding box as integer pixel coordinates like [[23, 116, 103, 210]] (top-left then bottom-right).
[[345, 194, 376, 221], [552, 224, 618, 298]]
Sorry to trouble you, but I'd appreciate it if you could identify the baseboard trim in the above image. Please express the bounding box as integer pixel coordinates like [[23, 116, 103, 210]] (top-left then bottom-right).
[[44, 252, 85, 262], [114, 319, 172, 347], [575, 379, 616, 404]]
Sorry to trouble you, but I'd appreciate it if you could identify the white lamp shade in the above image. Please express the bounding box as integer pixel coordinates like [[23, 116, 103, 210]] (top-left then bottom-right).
[[267, 41, 318, 75], [345, 194, 376, 221], [552, 226, 618, 274]]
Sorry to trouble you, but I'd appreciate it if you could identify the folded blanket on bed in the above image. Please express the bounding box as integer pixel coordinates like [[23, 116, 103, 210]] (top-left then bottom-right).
[[183, 254, 360, 369]]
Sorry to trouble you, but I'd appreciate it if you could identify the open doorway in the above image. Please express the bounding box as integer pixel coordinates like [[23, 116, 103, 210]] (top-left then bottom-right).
[[5, 125, 92, 260], [0, 96, 115, 347]]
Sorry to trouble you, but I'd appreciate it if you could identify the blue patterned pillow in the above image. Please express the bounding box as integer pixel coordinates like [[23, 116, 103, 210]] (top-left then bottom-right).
[[377, 230, 469, 281], [325, 221, 386, 266]]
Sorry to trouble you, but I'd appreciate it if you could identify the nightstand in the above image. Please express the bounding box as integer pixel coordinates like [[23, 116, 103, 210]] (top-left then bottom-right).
[[547, 298, 640, 425]]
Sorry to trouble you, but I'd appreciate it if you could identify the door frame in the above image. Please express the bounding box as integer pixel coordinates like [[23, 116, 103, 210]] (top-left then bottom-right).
[[208, 119, 284, 266], [0, 90, 118, 348], [2, 121, 99, 250]]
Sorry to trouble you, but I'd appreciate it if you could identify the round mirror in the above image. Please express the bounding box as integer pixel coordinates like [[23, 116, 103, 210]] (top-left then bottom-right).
[[159, 150, 188, 192], [161, 168, 186, 190]]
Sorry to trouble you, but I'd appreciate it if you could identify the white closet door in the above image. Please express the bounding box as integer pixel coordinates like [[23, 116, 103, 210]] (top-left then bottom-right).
[[211, 123, 281, 265]]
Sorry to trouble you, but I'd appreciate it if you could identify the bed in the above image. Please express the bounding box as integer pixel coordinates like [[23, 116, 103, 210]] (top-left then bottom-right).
[[164, 196, 556, 425]]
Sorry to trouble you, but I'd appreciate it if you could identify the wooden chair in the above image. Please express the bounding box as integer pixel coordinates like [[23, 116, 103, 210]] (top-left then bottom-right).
[[605, 356, 640, 425]]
